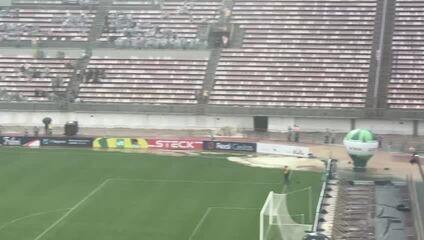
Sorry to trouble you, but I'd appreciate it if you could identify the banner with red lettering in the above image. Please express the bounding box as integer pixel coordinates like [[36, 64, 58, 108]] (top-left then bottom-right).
[[147, 139, 203, 150]]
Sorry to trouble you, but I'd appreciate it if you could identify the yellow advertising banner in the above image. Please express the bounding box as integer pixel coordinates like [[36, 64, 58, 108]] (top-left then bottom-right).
[[93, 138, 149, 149]]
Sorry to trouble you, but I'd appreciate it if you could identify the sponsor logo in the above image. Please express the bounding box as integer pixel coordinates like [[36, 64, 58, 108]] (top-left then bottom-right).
[[68, 139, 91, 145], [257, 143, 309, 157], [292, 149, 305, 156], [232, 143, 255, 151], [148, 140, 203, 150], [2, 137, 22, 146], [203, 141, 256, 152], [41, 137, 93, 147], [215, 142, 232, 150]]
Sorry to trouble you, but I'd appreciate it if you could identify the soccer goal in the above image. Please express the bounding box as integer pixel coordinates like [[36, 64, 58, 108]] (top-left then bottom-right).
[[259, 190, 313, 240]]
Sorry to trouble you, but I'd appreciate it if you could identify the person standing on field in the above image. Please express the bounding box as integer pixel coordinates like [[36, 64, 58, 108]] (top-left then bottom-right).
[[283, 165, 291, 185]]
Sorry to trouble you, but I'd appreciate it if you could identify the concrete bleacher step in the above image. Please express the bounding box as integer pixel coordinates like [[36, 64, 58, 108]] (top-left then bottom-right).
[[201, 48, 221, 104]]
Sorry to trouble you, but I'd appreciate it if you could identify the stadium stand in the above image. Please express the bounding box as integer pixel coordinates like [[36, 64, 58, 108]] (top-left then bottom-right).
[[333, 181, 376, 239], [0, 8, 96, 42], [0, 0, 421, 119], [12, 0, 98, 5], [111, 0, 152, 6], [209, 0, 378, 108], [0, 54, 74, 101], [76, 56, 208, 104], [388, 0, 424, 109], [98, 1, 221, 48]]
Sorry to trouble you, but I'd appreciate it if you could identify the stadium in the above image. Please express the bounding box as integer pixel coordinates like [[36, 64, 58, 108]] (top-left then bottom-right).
[[0, 0, 423, 239]]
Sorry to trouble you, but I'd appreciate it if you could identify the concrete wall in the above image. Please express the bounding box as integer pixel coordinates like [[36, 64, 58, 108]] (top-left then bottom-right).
[[0, 111, 253, 130], [419, 121, 424, 136], [0, 111, 421, 135], [268, 117, 294, 132], [294, 118, 351, 133], [0, 0, 11, 6], [356, 119, 413, 135], [269, 117, 350, 132]]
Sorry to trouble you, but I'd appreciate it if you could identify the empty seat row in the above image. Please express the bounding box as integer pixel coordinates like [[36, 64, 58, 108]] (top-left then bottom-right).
[[0, 55, 74, 101], [388, 0, 424, 109], [207, 0, 377, 108], [99, 1, 223, 42], [0, 9, 95, 42], [77, 56, 208, 104]]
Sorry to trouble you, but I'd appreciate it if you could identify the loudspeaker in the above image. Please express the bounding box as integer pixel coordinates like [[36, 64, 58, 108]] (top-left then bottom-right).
[[64, 121, 79, 136]]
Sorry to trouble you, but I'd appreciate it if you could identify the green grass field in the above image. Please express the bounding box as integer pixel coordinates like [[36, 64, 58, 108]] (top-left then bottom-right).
[[0, 148, 323, 240]]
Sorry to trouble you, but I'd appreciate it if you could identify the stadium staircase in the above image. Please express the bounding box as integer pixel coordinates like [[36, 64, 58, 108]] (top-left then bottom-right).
[[367, 0, 397, 109], [229, 24, 244, 48], [65, 53, 91, 104], [201, 48, 222, 104], [87, 0, 113, 44]]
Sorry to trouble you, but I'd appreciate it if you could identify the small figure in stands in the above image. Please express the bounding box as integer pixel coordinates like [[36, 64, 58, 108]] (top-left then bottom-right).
[[378, 135, 383, 148], [293, 125, 300, 142], [324, 129, 330, 144], [409, 147, 418, 164], [330, 131, 336, 144], [287, 126, 292, 142], [33, 126, 39, 137]]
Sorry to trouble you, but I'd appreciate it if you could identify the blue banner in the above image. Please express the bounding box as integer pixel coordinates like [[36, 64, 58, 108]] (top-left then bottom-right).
[[40, 137, 93, 147]]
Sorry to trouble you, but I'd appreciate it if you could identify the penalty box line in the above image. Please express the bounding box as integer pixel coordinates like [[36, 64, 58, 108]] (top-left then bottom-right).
[[188, 207, 260, 240], [32, 178, 277, 240]]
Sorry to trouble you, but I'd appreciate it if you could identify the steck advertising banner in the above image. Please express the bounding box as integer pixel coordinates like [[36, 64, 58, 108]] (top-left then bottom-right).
[[203, 141, 257, 152], [40, 137, 93, 147], [147, 139, 203, 150]]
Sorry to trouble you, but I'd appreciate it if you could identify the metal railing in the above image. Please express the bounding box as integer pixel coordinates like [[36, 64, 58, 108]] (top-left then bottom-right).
[[312, 158, 336, 232], [407, 175, 424, 240]]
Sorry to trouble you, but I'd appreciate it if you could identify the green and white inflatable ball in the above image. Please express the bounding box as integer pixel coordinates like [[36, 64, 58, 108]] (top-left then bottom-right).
[[343, 129, 378, 172]]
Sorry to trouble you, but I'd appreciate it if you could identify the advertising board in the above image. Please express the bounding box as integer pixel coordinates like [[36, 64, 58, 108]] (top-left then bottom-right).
[[40, 137, 93, 147], [203, 141, 257, 152], [93, 138, 148, 149], [0, 136, 37, 146], [256, 143, 310, 157], [148, 139, 203, 150]]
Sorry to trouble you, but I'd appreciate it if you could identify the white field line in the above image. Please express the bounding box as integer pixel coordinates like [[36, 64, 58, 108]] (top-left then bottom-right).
[[32, 178, 276, 240], [112, 178, 280, 185], [32, 179, 112, 240], [188, 207, 212, 240], [209, 207, 259, 210], [188, 207, 260, 240], [0, 208, 71, 232]]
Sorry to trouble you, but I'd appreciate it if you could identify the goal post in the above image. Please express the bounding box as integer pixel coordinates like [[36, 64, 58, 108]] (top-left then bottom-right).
[[259, 190, 313, 240]]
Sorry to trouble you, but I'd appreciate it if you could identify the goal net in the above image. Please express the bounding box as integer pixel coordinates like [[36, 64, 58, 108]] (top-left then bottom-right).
[[259, 190, 313, 240]]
